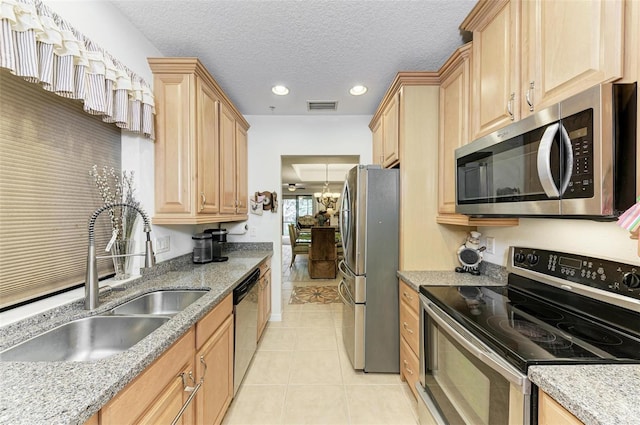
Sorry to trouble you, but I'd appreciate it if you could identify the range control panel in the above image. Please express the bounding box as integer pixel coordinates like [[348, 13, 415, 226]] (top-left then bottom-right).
[[511, 247, 640, 301]]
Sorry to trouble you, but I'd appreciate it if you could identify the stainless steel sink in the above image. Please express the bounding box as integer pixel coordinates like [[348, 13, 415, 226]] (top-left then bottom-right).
[[0, 316, 169, 362], [109, 290, 209, 316]]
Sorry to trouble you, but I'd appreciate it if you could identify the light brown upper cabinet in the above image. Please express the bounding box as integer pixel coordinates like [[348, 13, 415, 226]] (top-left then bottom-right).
[[149, 58, 250, 224], [436, 44, 519, 227], [463, 0, 520, 139], [371, 73, 474, 270], [371, 118, 383, 166], [462, 0, 624, 140], [219, 102, 249, 215], [438, 44, 472, 216], [370, 91, 400, 168], [521, 0, 623, 116]]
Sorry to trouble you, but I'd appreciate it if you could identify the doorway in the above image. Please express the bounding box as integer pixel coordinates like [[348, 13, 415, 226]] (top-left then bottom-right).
[[280, 155, 358, 288]]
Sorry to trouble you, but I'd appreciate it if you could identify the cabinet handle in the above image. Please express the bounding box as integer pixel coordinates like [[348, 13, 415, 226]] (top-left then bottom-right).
[[172, 371, 203, 425], [402, 291, 413, 301], [402, 322, 414, 334], [526, 81, 534, 112], [507, 92, 515, 121], [198, 355, 207, 382], [403, 360, 414, 375], [200, 192, 206, 211]]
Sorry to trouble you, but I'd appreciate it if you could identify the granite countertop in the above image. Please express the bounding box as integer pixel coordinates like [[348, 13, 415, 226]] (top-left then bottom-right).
[[0, 248, 271, 425], [529, 364, 640, 425], [397, 265, 506, 292]]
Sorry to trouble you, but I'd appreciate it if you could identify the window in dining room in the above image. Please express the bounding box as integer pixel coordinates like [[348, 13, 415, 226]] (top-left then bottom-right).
[[282, 195, 313, 235]]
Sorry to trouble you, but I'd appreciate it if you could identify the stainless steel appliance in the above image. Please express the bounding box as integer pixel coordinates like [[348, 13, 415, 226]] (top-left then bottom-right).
[[338, 165, 400, 372], [233, 268, 260, 394], [416, 247, 640, 425], [455, 83, 636, 219]]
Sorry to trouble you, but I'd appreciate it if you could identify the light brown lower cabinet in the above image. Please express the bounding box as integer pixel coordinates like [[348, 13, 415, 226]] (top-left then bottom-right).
[[399, 279, 420, 400], [257, 257, 272, 341], [538, 390, 584, 425], [97, 293, 234, 425]]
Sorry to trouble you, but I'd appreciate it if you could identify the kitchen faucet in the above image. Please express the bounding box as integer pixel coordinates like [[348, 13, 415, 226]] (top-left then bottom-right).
[[85, 202, 155, 310]]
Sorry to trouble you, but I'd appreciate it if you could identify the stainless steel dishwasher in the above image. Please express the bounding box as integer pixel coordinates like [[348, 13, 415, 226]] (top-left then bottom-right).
[[233, 268, 260, 395]]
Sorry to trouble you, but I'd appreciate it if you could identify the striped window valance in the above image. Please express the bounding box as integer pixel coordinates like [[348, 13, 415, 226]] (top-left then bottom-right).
[[0, 0, 155, 139]]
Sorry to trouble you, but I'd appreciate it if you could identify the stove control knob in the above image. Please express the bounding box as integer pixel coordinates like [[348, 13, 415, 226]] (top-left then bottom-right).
[[514, 253, 526, 264], [622, 272, 640, 289], [526, 253, 539, 265]]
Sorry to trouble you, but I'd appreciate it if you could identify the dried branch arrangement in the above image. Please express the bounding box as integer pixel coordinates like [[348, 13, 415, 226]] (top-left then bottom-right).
[[89, 165, 140, 241]]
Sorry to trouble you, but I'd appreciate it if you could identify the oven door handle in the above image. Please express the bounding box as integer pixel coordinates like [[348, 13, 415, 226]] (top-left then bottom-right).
[[423, 299, 531, 394]]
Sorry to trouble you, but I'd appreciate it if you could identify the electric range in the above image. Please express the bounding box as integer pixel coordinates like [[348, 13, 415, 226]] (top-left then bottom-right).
[[416, 246, 640, 425]]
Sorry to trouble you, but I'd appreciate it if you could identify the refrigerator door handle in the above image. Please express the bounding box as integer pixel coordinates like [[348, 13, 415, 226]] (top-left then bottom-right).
[[338, 259, 354, 280], [338, 279, 354, 306]]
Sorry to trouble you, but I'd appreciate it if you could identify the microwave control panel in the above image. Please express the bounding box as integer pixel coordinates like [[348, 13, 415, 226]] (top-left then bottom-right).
[[562, 108, 594, 199], [511, 247, 640, 301]]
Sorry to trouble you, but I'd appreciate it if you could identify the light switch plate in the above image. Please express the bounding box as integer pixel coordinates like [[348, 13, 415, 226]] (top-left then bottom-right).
[[156, 235, 170, 253], [485, 236, 495, 254]]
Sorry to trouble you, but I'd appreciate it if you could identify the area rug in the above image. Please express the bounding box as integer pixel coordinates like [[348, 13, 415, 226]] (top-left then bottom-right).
[[289, 285, 340, 304]]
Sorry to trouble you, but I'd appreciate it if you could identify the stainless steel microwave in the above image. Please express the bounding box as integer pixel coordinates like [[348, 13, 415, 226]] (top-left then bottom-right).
[[455, 83, 637, 219]]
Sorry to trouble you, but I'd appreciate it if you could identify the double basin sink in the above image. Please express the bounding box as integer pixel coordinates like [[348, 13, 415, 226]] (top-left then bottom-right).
[[0, 289, 209, 362]]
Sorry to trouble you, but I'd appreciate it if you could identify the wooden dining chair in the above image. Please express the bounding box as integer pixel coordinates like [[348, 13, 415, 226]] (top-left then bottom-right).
[[288, 223, 309, 268]]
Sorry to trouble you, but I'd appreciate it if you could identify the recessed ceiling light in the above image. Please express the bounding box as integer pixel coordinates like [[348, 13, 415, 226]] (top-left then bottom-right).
[[349, 85, 368, 96], [272, 85, 289, 95]]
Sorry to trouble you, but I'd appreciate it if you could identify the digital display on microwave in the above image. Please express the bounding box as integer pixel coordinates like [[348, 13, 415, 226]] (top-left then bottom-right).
[[569, 127, 588, 140]]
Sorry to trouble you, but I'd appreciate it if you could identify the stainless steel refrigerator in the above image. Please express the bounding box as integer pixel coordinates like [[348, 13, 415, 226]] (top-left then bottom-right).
[[338, 165, 399, 372]]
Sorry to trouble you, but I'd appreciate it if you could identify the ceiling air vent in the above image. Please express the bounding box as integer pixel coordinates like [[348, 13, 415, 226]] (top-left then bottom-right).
[[307, 101, 338, 111]]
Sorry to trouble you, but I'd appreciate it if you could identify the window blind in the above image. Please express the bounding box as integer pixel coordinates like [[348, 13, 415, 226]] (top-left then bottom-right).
[[0, 69, 121, 309]]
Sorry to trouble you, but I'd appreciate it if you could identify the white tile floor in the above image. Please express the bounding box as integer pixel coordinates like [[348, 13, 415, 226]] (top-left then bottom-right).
[[222, 246, 419, 425]]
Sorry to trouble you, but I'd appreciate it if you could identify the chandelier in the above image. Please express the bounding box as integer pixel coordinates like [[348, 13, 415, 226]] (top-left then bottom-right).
[[314, 164, 340, 210]]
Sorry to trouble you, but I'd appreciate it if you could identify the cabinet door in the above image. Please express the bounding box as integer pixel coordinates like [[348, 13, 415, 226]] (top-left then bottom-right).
[[470, 0, 519, 139], [522, 0, 623, 115], [196, 315, 234, 425], [219, 103, 237, 214], [154, 73, 194, 214], [264, 271, 271, 325], [135, 363, 195, 425], [258, 269, 272, 340], [197, 78, 220, 215], [371, 118, 383, 166], [100, 330, 196, 425], [438, 51, 470, 214], [235, 123, 248, 215], [382, 91, 400, 167]]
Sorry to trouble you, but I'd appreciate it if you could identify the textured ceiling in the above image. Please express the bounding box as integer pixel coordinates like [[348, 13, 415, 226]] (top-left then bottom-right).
[[110, 0, 474, 115]]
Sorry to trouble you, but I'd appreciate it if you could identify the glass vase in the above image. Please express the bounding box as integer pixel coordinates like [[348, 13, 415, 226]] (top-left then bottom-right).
[[111, 239, 135, 280]]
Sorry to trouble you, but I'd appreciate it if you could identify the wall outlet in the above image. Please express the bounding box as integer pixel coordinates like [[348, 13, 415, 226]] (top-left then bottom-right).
[[156, 235, 171, 253], [485, 236, 495, 255], [249, 226, 257, 238]]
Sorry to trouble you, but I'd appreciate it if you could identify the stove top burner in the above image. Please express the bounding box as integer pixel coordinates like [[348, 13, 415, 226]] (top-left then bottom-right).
[[500, 319, 557, 343], [557, 322, 624, 346]]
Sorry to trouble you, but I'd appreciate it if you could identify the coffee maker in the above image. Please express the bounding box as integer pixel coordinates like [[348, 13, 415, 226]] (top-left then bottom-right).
[[204, 228, 228, 262], [192, 232, 213, 263], [192, 228, 228, 263]]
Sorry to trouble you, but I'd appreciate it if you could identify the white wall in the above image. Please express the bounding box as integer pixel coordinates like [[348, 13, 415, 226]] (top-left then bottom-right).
[[480, 219, 640, 266], [44, 0, 196, 268], [227, 115, 373, 319]]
